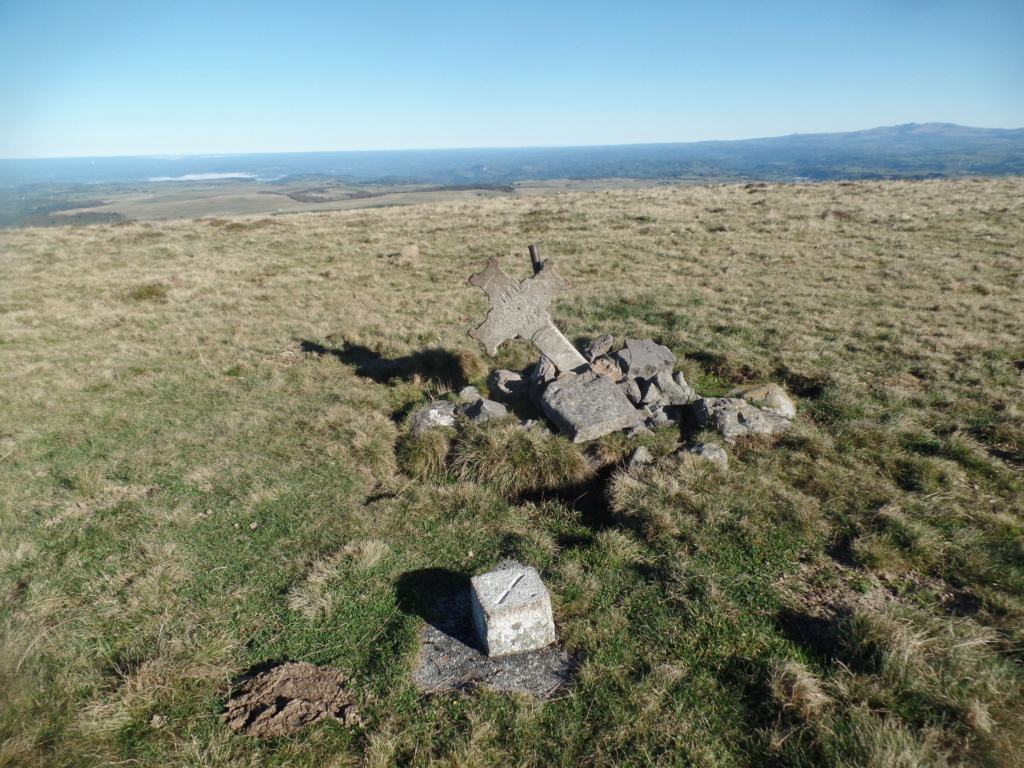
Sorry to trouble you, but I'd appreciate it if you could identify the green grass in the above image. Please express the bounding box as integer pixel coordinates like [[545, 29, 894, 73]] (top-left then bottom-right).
[[1, 177, 1022, 766]]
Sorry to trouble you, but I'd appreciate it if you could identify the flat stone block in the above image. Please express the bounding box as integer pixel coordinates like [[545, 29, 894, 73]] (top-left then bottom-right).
[[471, 564, 556, 657], [540, 372, 641, 442]]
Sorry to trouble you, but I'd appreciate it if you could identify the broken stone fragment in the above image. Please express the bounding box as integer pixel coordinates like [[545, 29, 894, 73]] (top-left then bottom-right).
[[456, 385, 483, 402], [589, 356, 624, 382], [645, 403, 684, 428], [618, 378, 643, 405], [626, 423, 654, 438], [540, 371, 641, 442], [610, 338, 677, 380], [653, 370, 696, 405], [725, 383, 797, 419], [529, 355, 557, 408], [470, 563, 556, 657], [488, 369, 529, 402], [410, 401, 458, 435], [694, 397, 793, 442], [583, 333, 614, 362], [640, 379, 662, 406], [627, 445, 655, 467], [457, 398, 509, 424], [682, 442, 729, 470]]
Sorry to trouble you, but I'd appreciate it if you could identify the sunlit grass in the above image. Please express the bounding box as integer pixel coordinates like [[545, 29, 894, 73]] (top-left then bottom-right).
[[0, 177, 1022, 766]]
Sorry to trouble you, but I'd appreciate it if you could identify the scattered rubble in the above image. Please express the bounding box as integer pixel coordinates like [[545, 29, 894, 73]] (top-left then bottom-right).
[[726, 383, 797, 420], [694, 397, 793, 442]]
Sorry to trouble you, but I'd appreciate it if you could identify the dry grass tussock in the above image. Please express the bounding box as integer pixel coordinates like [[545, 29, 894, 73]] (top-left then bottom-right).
[[0, 177, 1022, 766]]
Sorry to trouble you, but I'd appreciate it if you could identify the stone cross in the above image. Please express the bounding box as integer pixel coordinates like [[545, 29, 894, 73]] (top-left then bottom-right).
[[468, 256, 587, 372]]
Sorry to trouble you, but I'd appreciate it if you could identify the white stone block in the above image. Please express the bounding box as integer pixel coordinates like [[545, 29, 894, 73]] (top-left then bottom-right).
[[470, 564, 556, 657]]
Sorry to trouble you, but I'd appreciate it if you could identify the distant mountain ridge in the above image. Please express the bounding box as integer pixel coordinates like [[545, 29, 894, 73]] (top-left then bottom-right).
[[1, 123, 1022, 188]]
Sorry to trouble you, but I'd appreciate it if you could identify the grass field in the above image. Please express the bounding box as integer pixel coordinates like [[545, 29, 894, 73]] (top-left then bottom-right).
[[1, 177, 1022, 766]]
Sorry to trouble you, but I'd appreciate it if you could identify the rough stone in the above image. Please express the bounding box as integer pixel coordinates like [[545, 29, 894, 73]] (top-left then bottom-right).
[[457, 385, 482, 402], [653, 370, 696, 405], [683, 442, 729, 470], [640, 379, 663, 406], [529, 355, 557, 407], [488, 369, 529, 402], [627, 445, 655, 467], [726, 383, 797, 420], [468, 257, 587, 372], [694, 397, 794, 442], [458, 398, 509, 424], [410, 400, 458, 434], [540, 372, 641, 442], [626, 424, 655, 438], [583, 333, 614, 362], [645, 403, 684, 428], [590, 356, 624, 382], [471, 563, 556, 657], [618, 378, 643, 405], [610, 338, 676, 380]]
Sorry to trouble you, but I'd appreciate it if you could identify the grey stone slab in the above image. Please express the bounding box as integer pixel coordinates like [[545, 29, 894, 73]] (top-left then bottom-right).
[[412, 590, 575, 699], [468, 257, 587, 372], [610, 338, 676, 380], [410, 401, 458, 435], [694, 397, 793, 443], [540, 372, 641, 442], [470, 564, 556, 657]]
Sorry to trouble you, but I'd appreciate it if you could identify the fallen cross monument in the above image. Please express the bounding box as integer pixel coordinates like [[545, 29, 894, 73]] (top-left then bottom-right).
[[468, 255, 587, 373], [457, 246, 798, 446]]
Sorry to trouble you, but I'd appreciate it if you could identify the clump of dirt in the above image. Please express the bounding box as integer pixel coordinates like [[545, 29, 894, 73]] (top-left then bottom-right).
[[223, 661, 361, 737], [263, 341, 307, 367]]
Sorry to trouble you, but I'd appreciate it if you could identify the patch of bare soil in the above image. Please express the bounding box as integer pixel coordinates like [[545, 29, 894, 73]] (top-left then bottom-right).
[[264, 341, 307, 367], [223, 661, 361, 737], [45, 484, 160, 527]]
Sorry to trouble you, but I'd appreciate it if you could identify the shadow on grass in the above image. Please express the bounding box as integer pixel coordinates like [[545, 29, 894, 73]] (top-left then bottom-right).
[[395, 567, 481, 652], [779, 609, 847, 662], [300, 340, 469, 390]]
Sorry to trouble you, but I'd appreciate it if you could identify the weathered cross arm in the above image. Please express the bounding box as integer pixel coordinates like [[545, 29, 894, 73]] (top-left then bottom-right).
[[468, 256, 587, 373]]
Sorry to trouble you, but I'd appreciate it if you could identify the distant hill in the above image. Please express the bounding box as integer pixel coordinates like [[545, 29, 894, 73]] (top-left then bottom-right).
[[1, 123, 1022, 188]]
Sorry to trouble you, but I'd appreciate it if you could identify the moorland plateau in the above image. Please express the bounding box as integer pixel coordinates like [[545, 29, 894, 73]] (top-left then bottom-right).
[[1, 177, 1022, 766]]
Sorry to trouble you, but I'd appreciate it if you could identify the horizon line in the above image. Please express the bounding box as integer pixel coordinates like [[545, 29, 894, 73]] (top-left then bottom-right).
[[3, 122, 1023, 163]]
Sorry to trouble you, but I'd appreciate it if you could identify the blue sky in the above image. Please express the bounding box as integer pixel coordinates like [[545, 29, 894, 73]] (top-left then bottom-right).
[[1, 0, 1021, 159]]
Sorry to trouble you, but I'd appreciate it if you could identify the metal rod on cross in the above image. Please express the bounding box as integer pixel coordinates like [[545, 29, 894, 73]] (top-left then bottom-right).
[[528, 244, 542, 275]]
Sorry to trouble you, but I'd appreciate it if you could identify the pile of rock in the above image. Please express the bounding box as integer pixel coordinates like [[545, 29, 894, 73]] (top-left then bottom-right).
[[410, 335, 796, 454]]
